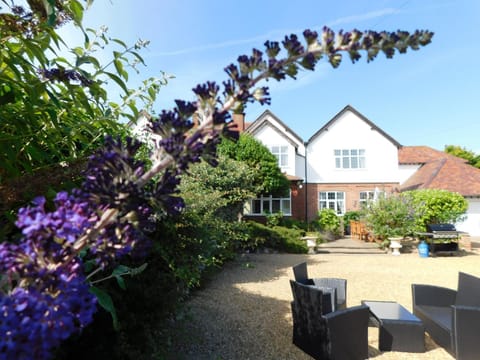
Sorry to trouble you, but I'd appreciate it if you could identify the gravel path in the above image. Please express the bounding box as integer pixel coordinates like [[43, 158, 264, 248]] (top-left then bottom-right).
[[164, 239, 480, 359]]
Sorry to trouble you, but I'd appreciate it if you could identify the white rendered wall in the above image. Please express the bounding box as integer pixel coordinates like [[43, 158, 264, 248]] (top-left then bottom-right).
[[456, 198, 480, 236], [295, 153, 306, 180], [255, 125, 298, 176], [260, 114, 305, 156], [307, 111, 400, 183], [398, 164, 421, 184]]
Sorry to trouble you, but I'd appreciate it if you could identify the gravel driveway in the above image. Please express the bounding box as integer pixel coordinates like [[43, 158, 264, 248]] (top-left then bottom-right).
[[163, 240, 479, 359]]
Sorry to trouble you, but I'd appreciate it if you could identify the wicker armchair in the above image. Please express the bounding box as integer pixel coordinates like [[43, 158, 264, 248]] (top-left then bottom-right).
[[290, 280, 369, 360], [412, 272, 480, 360], [292, 262, 347, 313]]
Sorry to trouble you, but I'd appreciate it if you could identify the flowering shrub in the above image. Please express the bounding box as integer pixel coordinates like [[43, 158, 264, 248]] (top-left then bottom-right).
[[363, 193, 420, 240], [0, 2, 434, 358]]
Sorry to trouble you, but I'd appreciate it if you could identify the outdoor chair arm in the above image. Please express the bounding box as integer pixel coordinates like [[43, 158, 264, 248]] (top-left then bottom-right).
[[453, 305, 480, 360], [412, 284, 457, 307], [324, 304, 370, 360]]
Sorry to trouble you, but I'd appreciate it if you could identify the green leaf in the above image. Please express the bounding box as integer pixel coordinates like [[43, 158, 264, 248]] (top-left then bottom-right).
[[69, 0, 84, 25], [130, 51, 146, 66], [72, 47, 85, 57], [112, 264, 131, 276], [112, 39, 128, 49], [89, 286, 119, 330], [105, 72, 129, 94], [76, 55, 100, 68], [46, 0, 57, 26], [115, 276, 126, 290], [113, 59, 128, 80], [130, 263, 148, 276]]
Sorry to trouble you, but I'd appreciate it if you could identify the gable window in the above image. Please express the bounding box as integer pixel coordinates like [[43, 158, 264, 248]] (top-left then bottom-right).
[[334, 149, 365, 169], [319, 191, 345, 215], [245, 194, 291, 216], [270, 145, 288, 168]]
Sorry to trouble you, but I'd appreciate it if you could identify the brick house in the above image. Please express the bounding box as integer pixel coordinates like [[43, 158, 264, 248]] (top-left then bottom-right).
[[241, 105, 480, 236]]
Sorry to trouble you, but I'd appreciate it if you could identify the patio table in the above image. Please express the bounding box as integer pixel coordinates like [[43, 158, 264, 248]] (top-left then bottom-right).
[[362, 300, 425, 353]]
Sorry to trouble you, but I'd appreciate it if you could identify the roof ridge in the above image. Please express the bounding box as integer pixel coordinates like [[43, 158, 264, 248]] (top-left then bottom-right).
[[422, 158, 447, 188]]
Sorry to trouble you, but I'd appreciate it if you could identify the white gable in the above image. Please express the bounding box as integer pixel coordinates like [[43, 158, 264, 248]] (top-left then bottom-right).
[[247, 111, 305, 178], [307, 109, 400, 183]]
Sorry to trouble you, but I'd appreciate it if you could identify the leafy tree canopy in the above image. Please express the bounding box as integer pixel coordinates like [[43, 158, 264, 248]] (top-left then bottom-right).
[[179, 154, 260, 221], [0, 0, 169, 181], [444, 145, 480, 168], [218, 134, 290, 196]]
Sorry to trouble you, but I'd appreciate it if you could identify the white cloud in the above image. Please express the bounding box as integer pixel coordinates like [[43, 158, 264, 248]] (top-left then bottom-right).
[[147, 8, 401, 59], [326, 8, 401, 27]]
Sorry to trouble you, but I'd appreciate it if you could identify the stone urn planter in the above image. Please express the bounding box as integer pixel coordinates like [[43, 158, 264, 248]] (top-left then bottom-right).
[[389, 237, 403, 256]]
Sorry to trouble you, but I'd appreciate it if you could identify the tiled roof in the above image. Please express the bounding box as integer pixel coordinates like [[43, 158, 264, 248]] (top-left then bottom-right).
[[398, 145, 467, 164], [399, 146, 480, 196]]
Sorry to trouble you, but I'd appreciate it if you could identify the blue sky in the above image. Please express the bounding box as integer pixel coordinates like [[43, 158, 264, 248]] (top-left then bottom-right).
[[78, 0, 479, 152]]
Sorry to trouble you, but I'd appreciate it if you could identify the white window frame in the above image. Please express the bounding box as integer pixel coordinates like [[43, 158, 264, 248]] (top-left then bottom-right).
[[359, 191, 375, 208], [245, 193, 292, 216], [334, 149, 366, 169], [270, 145, 289, 169], [318, 191, 345, 215]]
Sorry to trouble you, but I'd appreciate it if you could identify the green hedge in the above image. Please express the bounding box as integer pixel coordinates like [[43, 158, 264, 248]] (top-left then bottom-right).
[[245, 221, 308, 253]]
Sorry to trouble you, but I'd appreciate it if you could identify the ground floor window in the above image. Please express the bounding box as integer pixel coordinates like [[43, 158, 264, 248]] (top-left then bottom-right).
[[319, 191, 345, 215], [245, 194, 291, 215], [360, 189, 385, 208], [359, 191, 375, 208]]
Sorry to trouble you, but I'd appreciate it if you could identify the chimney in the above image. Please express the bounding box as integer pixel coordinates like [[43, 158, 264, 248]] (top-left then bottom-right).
[[232, 112, 246, 132]]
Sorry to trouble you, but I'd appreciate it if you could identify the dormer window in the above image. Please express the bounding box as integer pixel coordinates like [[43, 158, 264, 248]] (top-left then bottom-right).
[[270, 145, 288, 168], [334, 149, 365, 169]]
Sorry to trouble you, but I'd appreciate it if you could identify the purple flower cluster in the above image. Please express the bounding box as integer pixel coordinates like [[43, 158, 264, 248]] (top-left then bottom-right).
[[0, 274, 96, 359], [0, 192, 97, 359], [82, 136, 154, 264], [38, 67, 93, 86]]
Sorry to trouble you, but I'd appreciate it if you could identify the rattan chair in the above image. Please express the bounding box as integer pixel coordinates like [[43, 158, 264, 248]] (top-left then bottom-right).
[[292, 262, 347, 313], [290, 280, 369, 360]]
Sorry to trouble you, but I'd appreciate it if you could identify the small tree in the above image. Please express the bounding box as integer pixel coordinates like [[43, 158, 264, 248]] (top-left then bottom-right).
[[179, 155, 260, 221], [218, 134, 290, 196]]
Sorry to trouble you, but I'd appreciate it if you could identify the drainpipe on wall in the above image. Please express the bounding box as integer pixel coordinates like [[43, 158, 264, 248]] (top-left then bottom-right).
[[304, 141, 308, 224]]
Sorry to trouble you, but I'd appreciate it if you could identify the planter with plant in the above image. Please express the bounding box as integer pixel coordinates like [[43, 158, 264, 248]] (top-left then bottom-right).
[[363, 194, 420, 249]]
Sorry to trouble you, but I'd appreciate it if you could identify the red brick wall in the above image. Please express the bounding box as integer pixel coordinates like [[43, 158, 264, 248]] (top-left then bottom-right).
[[293, 183, 399, 222]]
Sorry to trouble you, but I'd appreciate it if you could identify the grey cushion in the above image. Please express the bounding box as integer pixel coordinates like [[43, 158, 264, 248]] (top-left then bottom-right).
[[416, 305, 452, 331]]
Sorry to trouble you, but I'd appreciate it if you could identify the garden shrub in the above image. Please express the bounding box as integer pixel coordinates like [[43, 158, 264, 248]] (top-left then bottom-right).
[[281, 217, 308, 231], [272, 226, 309, 253], [404, 189, 468, 229], [316, 208, 341, 237], [245, 221, 308, 253], [265, 212, 284, 227], [363, 193, 419, 240]]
